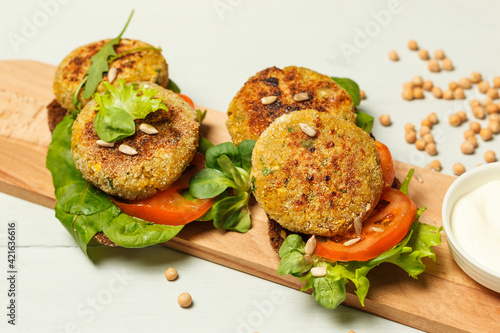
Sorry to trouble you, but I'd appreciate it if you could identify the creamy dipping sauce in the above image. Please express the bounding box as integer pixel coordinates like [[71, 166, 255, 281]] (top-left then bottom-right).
[[451, 180, 500, 275]]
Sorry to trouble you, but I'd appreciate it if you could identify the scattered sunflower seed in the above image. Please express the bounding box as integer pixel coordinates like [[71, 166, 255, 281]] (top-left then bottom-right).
[[293, 92, 310, 102], [119, 144, 138, 156], [304, 254, 313, 264], [372, 227, 384, 233], [304, 235, 317, 255], [107, 67, 117, 84], [354, 217, 362, 236], [299, 123, 317, 137], [413, 170, 423, 183], [96, 139, 114, 148], [311, 267, 327, 277], [139, 123, 159, 135], [343, 237, 361, 246], [261, 95, 278, 105]]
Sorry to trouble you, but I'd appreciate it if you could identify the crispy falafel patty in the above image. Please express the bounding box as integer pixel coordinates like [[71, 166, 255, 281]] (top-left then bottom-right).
[[71, 82, 198, 200], [226, 66, 355, 145], [54, 39, 168, 110], [251, 109, 383, 237]]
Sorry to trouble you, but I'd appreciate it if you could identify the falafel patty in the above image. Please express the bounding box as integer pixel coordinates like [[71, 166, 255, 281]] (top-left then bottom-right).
[[54, 39, 168, 110], [226, 66, 355, 145], [250, 109, 383, 237], [71, 82, 198, 200]]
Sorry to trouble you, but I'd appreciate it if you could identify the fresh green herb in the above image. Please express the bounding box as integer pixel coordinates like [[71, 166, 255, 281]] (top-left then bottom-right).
[[166, 78, 181, 93], [108, 46, 162, 63], [93, 80, 168, 142], [399, 168, 415, 195], [46, 115, 183, 255], [83, 11, 134, 99], [301, 138, 315, 149], [189, 140, 256, 233], [262, 168, 273, 176], [355, 111, 374, 134], [287, 127, 295, 133], [330, 77, 361, 107], [197, 109, 207, 123], [71, 77, 87, 116], [197, 136, 214, 155]]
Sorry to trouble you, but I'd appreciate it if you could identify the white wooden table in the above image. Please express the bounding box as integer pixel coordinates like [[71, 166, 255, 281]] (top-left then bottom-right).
[[1, 1, 499, 332]]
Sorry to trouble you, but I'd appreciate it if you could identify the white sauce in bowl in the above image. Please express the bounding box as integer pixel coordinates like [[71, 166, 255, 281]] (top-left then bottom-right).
[[451, 180, 500, 275]]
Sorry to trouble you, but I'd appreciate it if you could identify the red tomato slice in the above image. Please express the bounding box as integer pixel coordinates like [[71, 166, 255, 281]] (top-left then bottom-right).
[[111, 153, 215, 226], [375, 141, 395, 191], [178, 93, 195, 108], [314, 188, 417, 262]]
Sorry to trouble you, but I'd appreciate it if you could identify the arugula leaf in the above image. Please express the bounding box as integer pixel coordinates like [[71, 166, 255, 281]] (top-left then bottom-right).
[[166, 78, 181, 93], [71, 77, 87, 116], [83, 11, 134, 99], [355, 111, 374, 133], [205, 142, 241, 170], [399, 168, 415, 195], [331, 77, 361, 107], [189, 168, 236, 199], [108, 46, 162, 63]]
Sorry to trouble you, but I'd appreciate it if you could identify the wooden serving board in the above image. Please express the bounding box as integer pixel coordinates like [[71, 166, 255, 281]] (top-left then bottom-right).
[[1, 60, 498, 333]]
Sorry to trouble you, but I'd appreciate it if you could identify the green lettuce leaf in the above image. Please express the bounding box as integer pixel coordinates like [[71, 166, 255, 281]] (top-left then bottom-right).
[[330, 77, 361, 107]]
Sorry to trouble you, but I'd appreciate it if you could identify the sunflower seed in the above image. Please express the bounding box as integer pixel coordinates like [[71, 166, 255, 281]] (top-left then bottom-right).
[[107, 67, 117, 84], [139, 123, 159, 135], [354, 217, 362, 236], [304, 235, 317, 255], [413, 170, 424, 183], [96, 140, 114, 148], [299, 123, 317, 137], [261, 95, 278, 105], [343, 237, 361, 246], [143, 84, 150, 89], [119, 144, 138, 156], [372, 227, 384, 233], [293, 92, 310, 101], [311, 267, 327, 277], [304, 254, 313, 264]]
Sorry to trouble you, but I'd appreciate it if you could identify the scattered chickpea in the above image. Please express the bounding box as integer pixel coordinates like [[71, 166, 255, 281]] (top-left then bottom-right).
[[420, 125, 431, 137], [466, 135, 478, 148], [443, 90, 454, 100], [403, 81, 414, 89], [425, 143, 437, 156], [402, 88, 414, 101], [472, 106, 486, 119], [469, 71, 482, 84], [404, 123, 415, 131], [494, 77, 500, 88], [480, 128, 493, 141], [416, 49, 429, 60], [497, 101, 500, 110], [483, 96, 493, 105], [484, 151, 497, 163], [177, 292, 193, 308], [448, 82, 458, 91], [463, 129, 475, 139], [442, 58, 454, 71], [459, 77, 472, 89], [360, 90, 366, 100], [453, 163, 466, 176], [470, 99, 481, 109], [423, 80, 433, 91], [405, 130, 417, 143], [428, 59, 440, 72], [456, 111, 467, 122], [379, 114, 391, 126], [415, 139, 426, 150], [388, 50, 399, 61], [487, 88, 499, 99], [469, 121, 481, 134], [488, 120, 500, 134], [408, 40, 418, 50], [461, 141, 475, 155], [449, 114, 461, 127], [421, 119, 432, 128], [434, 49, 445, 59], [431, 159, 442, 171], [491, 113, 500, 121], [432, 86, 443, 98], [413, 87, 424, 99], [478, 81, 490, 93], [486, 102, 499, 114], [453, 88, 465, 100], [427, 112, 439, 125], [412, 76, 424, 87], [165, 267, 178, 281], [423, 133, 434, 144]]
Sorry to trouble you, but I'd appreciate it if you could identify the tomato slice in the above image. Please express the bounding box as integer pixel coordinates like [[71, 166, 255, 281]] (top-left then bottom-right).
[[375, 141, 395, 191], [111, 153, 215, 226], [178, 93, 195, 108], [314, 188, 417, 262]]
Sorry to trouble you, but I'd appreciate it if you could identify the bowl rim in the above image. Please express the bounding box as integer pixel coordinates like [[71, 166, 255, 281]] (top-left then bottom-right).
[[442, 162, 500, 280]]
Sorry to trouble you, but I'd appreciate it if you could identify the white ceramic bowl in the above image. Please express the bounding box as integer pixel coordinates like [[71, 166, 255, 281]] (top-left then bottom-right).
[[442, 162, 500, 293]]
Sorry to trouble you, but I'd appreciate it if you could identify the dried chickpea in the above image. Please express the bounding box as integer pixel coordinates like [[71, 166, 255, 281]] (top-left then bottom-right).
[[448, 82, 458, 91], [177, 292, 193, 308], [418, 49, 429, 60], [470, 99, 481, 109], [404, 123, 415, 131], [420, 125, 431, 137], [434, 49, 445, 59], [165, 267, 178, 281], [461, 141, 475, 155], [432, 86, 443, 98], [412, 76, 424, 87], [443, 90, 454, 100], [486, 102, 499, 114], [484, 151, 497, 163], [428, 59, 440, 72], [494, 77, 500, 88], [472, 106, 486, 119], [453, 88, 465, 100], [421, 119, 432, 128], [459, 77, 472, 89], [408, 40, 418, 50], [483, 96, 493, 105], [402, 88, 414, 101], [469, 71, 482, 84], [415, 139, 426, 151], [413, 87, 424, 99], [488, 120, 500, 134], [466, 135, 478, 148], [478, 81, 490, 93], [480, 128, 493, 141], [379, 114, 391, 126], [423, 133, 434, 144], [425, 143, 437, 156], [423, 80, 433, 91], [487, 88, 499, 99], [431, 159, 442, 171], [453, 163, 466, 176], [427, 112, 439, 125], [405, 130, 417, 143], [360, 90, 366, 100], [497, 101, 500, 110], [403, 81, 414, 89], [388, 50, 399, 61], [456, 111, 467, 122], [463, 129, 475, 139], [442, 58, 453, 71], [449, 114, 462, 127], [470, 121, 481, 133], [491, 113, 500, 121]]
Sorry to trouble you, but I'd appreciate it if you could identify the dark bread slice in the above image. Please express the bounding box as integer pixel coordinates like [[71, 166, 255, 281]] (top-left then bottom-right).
[[268, 177, 402, 253], [47, 99, 117, 247]]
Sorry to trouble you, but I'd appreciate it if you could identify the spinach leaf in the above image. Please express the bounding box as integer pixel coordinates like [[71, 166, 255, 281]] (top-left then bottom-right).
[[205, 142, 241, 170], [83, 11, 134, 99], [355, 111, 374, 133], [166, 78, 181, 93], [197, 136, 214, 155], [93, 106, 135, 142], [238, 139, 256, 173], [189, 168, 236, 199], [330, 77, 361, 107]]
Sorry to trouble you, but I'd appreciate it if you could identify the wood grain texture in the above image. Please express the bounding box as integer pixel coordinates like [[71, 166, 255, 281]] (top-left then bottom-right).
[[0, 60, 498, 333]]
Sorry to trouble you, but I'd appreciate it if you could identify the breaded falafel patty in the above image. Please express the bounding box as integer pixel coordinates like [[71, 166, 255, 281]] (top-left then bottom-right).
[[226, 66, 355, 145], [251, 109, 383, 237], [54, 39, 168, 110], [71, 82, 198, 200]]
